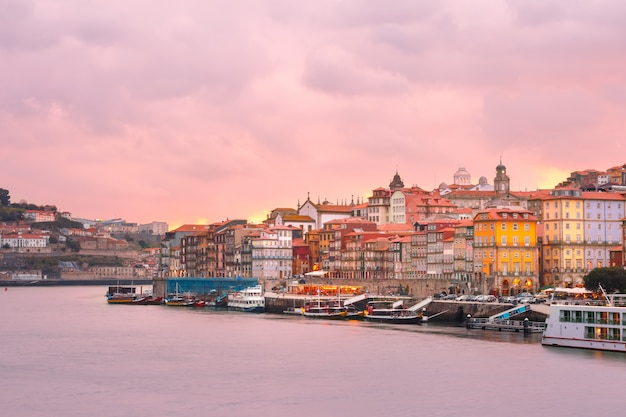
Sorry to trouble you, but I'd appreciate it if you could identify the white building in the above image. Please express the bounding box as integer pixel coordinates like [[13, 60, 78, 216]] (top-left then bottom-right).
[[251, 226, 295, 282]]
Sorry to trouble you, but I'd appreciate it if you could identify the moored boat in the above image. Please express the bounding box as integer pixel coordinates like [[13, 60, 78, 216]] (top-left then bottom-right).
[[133, 294, 164, 305], [302, 299, 348, 319], [363, 299, 422, 324], [165, 283, 196, 306], [541, 290, 626, 352], [106, 285, 136, 304], [228, 285, 265, 313]]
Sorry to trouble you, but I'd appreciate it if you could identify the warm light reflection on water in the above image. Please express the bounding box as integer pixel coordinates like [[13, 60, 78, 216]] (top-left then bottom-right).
[[1, 286, 625, 417]]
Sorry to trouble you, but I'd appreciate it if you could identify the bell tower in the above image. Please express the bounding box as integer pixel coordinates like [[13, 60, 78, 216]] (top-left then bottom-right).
[[494, 159, 510, 196]]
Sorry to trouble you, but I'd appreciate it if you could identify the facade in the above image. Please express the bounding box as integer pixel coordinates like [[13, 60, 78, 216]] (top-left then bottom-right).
[[453, 221, 474, 292], [473, 208, 539, 296], [367, 187, 391, 225], [0, 232, 49, 251], [298, 198, 354, 230], [23, 210, 56, 223], [251, 226, 295, 282], [534, 188, 626, 288]]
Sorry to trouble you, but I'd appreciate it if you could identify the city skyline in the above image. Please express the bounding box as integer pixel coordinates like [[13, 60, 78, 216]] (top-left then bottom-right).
[[2, 1, 626, 228]]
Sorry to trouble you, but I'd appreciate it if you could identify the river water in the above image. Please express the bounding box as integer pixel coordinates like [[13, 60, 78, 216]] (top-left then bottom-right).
[[1, 286, 625, 417]]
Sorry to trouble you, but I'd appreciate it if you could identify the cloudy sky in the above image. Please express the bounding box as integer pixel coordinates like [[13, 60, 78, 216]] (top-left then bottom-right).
[[2, 0, 625, 228]]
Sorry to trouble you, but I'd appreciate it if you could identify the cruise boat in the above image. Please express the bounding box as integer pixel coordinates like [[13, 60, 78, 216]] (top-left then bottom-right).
[[228, 285, 265, 313], [363, 299, 422, 324], [542, 290, 626, 352]]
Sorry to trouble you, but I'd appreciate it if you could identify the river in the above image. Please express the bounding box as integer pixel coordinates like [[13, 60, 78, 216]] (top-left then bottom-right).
[[1, 286, 624, 417]]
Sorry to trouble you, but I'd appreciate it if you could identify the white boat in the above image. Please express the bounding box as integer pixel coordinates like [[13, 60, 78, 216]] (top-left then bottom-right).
[[542, 290, 626, 352], [364, 299, 422, 324], [302, 299, 348, 319], [227, 285, 265, 313]]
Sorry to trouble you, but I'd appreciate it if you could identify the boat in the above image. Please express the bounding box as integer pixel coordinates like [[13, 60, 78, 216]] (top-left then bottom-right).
[[301, 299, 348, 319], [132, 294, 164, 305], [165, 283, 195, 307], [106, 285, 137, 304], [541, 288, 626, 352], [227, 285, 265, 313], [363, 299, 422, 324], [214, 292, 229, 308]]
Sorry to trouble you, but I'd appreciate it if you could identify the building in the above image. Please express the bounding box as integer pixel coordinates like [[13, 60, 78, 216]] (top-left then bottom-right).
[[533, 188, 626, 288], [251, 226, 296, 282], [473, 208, 539, 296]]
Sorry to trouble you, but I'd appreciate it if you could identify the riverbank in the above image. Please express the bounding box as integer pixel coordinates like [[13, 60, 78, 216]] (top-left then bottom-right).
[[1, 278, 153, 287]]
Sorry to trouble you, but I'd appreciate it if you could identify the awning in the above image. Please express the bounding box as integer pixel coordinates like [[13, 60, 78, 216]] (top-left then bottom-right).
[[304, 270, 328, 277]]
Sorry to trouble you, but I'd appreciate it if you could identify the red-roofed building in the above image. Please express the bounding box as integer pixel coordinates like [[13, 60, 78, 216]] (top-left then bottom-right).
[[473, 208, 539, 296]]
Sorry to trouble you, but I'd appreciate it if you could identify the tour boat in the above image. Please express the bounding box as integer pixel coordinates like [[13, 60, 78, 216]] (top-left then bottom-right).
[[541, 297, 626, 352], [106, 285, 136, 304], [301, 299, 348, 319], [363, 299, 422, 324], [227, 285, 265, 313]]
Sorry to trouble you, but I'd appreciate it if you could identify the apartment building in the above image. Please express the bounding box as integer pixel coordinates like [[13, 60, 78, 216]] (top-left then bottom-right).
[[473, 208, 539, 296], [533, 188, 626, 288]]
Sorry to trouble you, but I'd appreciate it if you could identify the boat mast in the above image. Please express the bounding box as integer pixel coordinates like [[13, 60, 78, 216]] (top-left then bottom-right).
[[599, 285, 612, 306]]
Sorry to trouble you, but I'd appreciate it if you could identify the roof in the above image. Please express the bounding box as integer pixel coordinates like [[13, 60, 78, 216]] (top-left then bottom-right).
[[282, 214, 315, 222], [171, 224, 208, 232]]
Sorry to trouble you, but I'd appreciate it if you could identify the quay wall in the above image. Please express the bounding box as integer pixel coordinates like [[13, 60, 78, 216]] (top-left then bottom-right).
[[299, 278, 465, 298]]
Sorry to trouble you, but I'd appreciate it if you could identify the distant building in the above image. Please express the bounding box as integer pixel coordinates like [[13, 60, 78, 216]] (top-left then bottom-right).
[[138, 221, 168, 235], [23, 210, 56, 223]]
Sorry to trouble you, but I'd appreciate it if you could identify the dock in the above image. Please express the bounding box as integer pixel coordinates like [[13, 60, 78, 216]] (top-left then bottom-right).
[[466, 317, 546, 333]]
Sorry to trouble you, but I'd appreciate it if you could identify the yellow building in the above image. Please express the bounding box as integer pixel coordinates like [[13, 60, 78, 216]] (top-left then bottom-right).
[[473, 208, 539, 295]]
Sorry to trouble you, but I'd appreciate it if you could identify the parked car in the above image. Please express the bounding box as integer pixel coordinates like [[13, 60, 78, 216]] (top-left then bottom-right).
[[518, 296, 536, 304], [504, 296, 518, 304], [455, 294, 472, 301]]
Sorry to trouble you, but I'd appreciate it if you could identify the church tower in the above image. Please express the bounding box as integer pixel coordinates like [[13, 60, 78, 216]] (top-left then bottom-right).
[[389, 170, 405, 191], [494, 159, 510, 196]]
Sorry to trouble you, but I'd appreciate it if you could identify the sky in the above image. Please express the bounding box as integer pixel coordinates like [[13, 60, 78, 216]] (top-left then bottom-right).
[[2, 0, 626, 229]]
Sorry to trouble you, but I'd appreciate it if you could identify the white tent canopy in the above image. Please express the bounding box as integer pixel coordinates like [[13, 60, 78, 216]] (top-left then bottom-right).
[[304, 270, 328, 277]]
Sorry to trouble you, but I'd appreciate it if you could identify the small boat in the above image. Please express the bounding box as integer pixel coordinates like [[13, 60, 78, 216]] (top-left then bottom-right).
[[214, 292, 229, 308], [165, 283, 195, 307], [192, 299, 207, 308], [542, 287, 626, 352], [132, 294, 164, 305], [363, 299, 422, 324], [228, 285, 265, 313], [106, 285, 136, 304]]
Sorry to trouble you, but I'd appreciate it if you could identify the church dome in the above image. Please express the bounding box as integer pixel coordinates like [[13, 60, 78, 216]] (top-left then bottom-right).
[[453, 167, 471, 186]]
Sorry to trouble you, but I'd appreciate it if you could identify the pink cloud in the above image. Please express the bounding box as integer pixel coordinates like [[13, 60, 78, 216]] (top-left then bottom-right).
[[1, 0, 625, 228]]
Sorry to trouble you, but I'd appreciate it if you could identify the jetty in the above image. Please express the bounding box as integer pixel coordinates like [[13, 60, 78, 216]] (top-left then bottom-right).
[[465, 304, 547, 332]]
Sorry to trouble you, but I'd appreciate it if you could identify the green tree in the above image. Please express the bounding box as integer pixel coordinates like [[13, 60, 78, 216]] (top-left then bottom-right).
[[0, 188, 10, 206], [583, 267, 626, 293]]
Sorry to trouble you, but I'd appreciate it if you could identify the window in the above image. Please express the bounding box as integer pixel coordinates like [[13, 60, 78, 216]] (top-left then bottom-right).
[[513, 223, 518, 231], [501, 236, 507, 246], [501, 223, 507, 231]]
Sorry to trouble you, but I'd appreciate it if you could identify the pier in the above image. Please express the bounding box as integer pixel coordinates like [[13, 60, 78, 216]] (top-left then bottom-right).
[[466, 317, 546, 333]]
